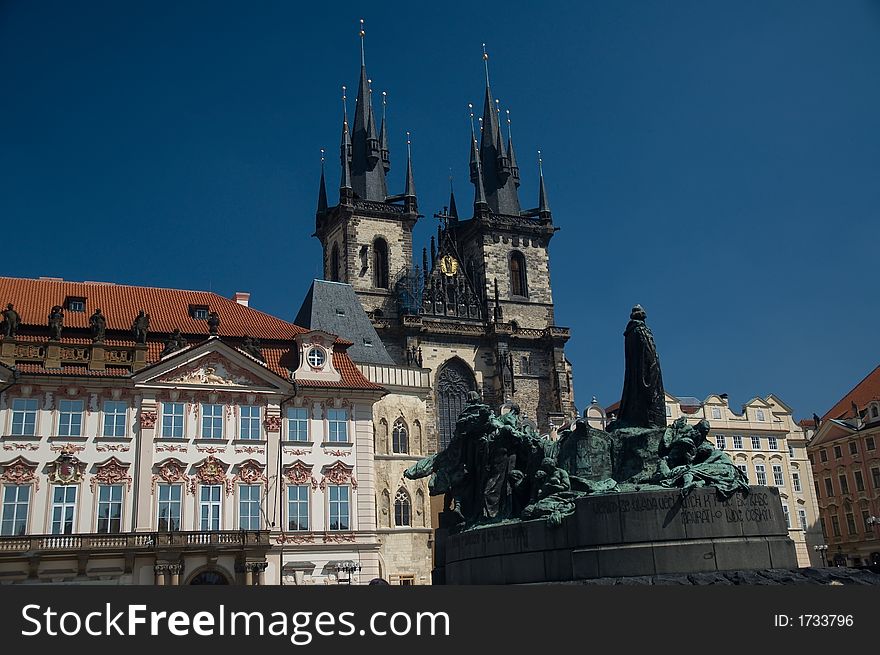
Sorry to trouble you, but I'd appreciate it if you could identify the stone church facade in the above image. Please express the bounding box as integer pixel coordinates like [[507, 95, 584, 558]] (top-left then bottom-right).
[[308, 33, 578, 582]]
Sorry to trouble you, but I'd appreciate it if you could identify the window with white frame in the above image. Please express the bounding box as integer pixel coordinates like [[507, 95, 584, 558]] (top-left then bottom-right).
[[392, 419, 409, 454], [306, 347, 326, 368], [1, 485, 30, 536], [102, 400, 128, 437], [327, 409, 348, 443], [58, 399, 83, 437], [51, 486, 77, 534], [782, 503, 790, 528], [287, 485, 309, 531], [394, 488, 411, 527], [737, 464, 749, 480], [711, 406, 722, 419], [798, 508, 807, 531], [328, 485, 350, 531], [239, 405, 261, 440], [792, 471, 801, 492], [157, 484, 182, 531], [772, 464, 784, 486], [201, 404, 224, 439], [10, 398, 38, 436], [755, 464, 767, 486], [238, 484, 261, 530], [750, 436, 761, 450], [96, 484, 123, 534], [756, 409, 766, 421], [199, 485, 222, 531], [286, 407, 309, 442], [715, 435, 725, 449], [665, 404, 672, 417], [732, 435, 743, 450], [162, 402, 185, 438], [768, 437, 778, 451]]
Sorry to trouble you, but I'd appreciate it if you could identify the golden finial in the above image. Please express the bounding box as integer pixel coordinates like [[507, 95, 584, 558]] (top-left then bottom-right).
[[406, 131, 412, 158], [506, 109, 513, 142], [538, 149, 544, 176], [482, 43, 490, 86], [359, 19, 366, 66], [478, 116, 484, 133], [321, 148, 325, 164], [468, 103, 477, 140], [342, 85, 348, 123]]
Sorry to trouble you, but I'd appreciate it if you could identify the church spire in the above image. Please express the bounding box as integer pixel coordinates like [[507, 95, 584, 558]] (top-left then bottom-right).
[[506, 109, 520, 187], [317, 149, 328, 214], [404, 132, 417, 213], [468, 103, 488, 213], [339, 86, 352, 200], [379, 91, 390, 173], [349, 19, 388, 201], [538, 150, 551, 218], [448, 174, 459, 220]]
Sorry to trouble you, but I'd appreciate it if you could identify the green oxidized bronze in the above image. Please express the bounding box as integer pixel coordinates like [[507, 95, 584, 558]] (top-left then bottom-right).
[[405, 305, 749, 531]]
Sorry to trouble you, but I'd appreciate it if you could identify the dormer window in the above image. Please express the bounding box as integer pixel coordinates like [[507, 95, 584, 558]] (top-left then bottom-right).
[[66, 297, 86, 312], [189, 304, 209, 320], [363, 338, 373, 347], [306, 347, 326, 368]]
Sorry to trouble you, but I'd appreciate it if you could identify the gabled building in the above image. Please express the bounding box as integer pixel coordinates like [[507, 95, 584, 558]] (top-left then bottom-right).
[[807, 364, 880, 568], [0, 276, 384, 585]]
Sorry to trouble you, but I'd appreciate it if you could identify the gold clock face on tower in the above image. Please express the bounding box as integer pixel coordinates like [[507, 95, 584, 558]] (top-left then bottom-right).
[[439, 255, 459, 277]]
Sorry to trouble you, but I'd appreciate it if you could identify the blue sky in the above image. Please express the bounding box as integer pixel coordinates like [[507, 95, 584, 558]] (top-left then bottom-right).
[[2, 1, 879, 419]]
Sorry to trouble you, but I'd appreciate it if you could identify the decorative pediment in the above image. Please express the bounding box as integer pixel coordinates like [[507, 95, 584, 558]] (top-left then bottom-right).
[[283, 460, 317, 489], [157, 357, 263, 388], [47, 449, 86, 485], [1, 457, 39, 490], [90, 457, 132, 492], [151, 458, 188, 493], [233, 459, 267, 486], [190, 455, 232, 495], [319, 460, 357, 490]]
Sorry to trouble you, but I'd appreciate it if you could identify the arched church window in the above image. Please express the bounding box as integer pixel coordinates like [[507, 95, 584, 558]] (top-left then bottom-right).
[[394, 488, 411, 527], [392, 419, 408, 454], [374, 238, 389, 289], [437, 359, 476, 450], [330, 243, 340, 282], [510, 251, 528, 297]]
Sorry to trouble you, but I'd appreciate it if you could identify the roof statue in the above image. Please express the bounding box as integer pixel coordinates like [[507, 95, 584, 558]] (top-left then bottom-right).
[[1, 303, 20, 338], [89, 308, 106, 343], [132, 310, 150, 344], [48, 305, 64, 341]]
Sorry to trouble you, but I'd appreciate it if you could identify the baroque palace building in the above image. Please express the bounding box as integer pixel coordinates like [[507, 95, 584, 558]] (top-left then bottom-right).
[[307, 29, 578, 581], [598, 392, 824, 567], [0, 276, 387, 585], [807, 364, 880, 568]]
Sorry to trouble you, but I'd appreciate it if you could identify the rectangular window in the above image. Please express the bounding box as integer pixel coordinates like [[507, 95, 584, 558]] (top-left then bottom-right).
[[58, 399, 84, 437], [834, 445, 842, 459], [831, 515, 841, 537], [238, 484, 261, 530], [854, 470, 865, 492], [96, 484, 123, 534], [157, 484, 182, 531], [162, 402, 185, 438], [756, 409, 766, 421], [849, 441, 858, 455], [863, 510, 872, 531], [866, 437, 876, 451], [782, 504, 790, 528], [788, 445, 795, 458], [199, 485, 222, 531], [10, 398, 38, 436], [328, 485, 350, 531], [239, 405, 261, 440], [286, 407, 309, 442], [102, 400, 127, 437], [737, 464, 749, 480], [715, 435, 725, 449], [772, 464, 784, 486], [755, 464, 767, 486], [814, 480, 821, 498], [732, 435, 743, 450], [287, 485, 309, 531], [768, 437, 778, 451], [201, 404, 224, 439], [839, 474, 849, 495], [792, 471, 801, 493], [824, 477, 834, 497], [820, 517, 826, 538], [665, 404, 672, 417], [820, 449, 828, 462], [846, 512, 857, 535], [1, 485, 30, 536], [872, 467, 880, 489], [51, 486, 77, 535], [327, 409, 348, 443], [798, 508, 807, 531], [67, 298, 86, 312], [751, 436, 761, 450], [711, 406, 722, 419]]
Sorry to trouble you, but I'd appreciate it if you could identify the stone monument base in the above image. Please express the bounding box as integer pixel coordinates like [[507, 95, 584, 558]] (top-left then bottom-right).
[[442, 486, 798, 585]]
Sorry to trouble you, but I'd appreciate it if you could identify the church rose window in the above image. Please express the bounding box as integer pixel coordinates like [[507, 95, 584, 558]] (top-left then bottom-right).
[[437, 359, 476, 450]]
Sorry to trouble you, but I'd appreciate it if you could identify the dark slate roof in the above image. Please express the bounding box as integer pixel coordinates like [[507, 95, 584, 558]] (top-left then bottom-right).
[[294, 280, 394, 366]]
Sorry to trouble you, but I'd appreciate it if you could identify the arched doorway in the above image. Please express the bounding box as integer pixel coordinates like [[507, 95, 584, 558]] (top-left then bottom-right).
[[436, 358, 476, 450], [188, 569, 230, 585]]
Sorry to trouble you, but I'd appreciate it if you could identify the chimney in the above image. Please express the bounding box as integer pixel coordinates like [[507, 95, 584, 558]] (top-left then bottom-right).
[[233, 292, 250, 307]]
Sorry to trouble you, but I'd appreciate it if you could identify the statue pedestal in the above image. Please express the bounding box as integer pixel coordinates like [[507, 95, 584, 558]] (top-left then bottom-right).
[[443, 486, 798, 584]]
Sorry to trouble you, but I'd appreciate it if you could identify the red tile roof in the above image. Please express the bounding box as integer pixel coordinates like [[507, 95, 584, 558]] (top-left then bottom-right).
[[822, 364, 880, 422], [0, 277, 381, 391]]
